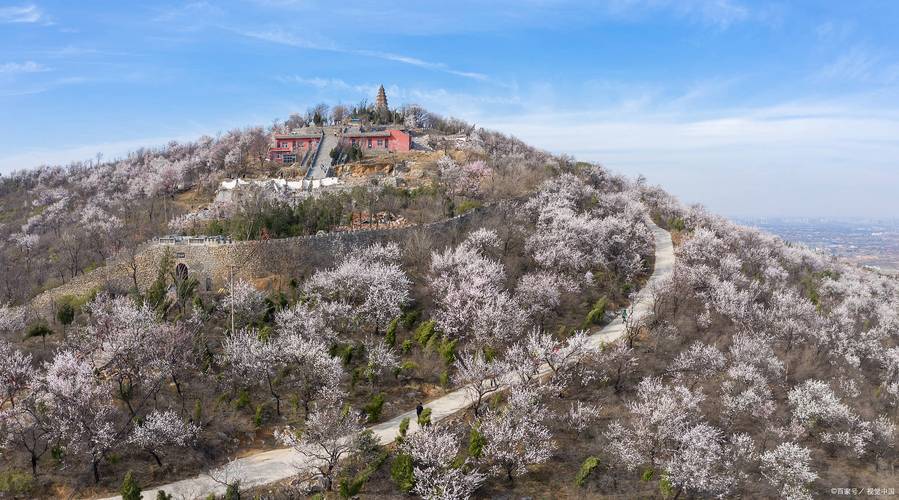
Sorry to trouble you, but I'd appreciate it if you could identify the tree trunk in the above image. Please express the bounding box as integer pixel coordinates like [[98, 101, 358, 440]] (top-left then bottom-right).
[[172, 373, 186, 415], [266, 373, 281, 416], [149, 449, 163, 467]]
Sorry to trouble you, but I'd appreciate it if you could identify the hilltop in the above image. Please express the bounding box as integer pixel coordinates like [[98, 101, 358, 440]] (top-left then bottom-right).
[[0, 104, 897, 499]]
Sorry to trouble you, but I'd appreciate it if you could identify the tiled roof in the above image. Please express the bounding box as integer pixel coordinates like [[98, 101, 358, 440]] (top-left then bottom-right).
[[274, 133, 321, 139], [344, 131, 392, 138]]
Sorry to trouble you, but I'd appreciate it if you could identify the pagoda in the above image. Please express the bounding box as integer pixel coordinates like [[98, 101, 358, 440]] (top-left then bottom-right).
[[375, 85, 389, 111]]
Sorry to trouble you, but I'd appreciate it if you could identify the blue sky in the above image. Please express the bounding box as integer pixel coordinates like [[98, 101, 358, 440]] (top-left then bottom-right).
[[2, 1, 899, 217]]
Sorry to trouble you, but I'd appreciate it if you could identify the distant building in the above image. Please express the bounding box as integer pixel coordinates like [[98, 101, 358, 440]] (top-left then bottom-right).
[[269, 86, 410, 164], [269, 127, 410, 164]]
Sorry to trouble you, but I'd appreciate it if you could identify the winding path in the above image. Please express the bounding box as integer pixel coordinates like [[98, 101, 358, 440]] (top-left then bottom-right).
[[99, 221, 674, 500]]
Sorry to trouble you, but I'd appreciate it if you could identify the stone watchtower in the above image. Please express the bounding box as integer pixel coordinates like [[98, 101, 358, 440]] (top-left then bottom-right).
[[375, 85, 389, 111]]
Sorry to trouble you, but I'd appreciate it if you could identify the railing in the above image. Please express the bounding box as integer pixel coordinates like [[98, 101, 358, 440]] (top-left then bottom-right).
[[154, 235, 233, 245]]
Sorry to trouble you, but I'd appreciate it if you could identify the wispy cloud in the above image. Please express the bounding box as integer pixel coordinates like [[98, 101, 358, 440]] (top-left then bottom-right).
[[237, 29, 490, 81], [152, 2, 224, 26], [0, 61, 48, 74], [0, 76, 88, 97], [607, 0, 752, 28], [39, 45, 131, 58], [276, 75, 377, 95], [815, 20, 856, 43], [0, 4, 47, 24], [816, 46, 899, 84], [818, 47, 879, 82]]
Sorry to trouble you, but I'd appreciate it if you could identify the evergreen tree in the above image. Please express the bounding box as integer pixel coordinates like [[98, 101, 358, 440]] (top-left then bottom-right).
[[120, 471, 141, 500]]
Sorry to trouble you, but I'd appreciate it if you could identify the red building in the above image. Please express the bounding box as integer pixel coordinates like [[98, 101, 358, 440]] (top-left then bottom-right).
[[269, 128, 411, 165], [269, 131, 322, 164], [343, 128, 411, 152]]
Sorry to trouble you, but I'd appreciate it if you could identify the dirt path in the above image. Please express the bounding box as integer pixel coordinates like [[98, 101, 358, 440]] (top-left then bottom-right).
[[98, 221, 674, 500]]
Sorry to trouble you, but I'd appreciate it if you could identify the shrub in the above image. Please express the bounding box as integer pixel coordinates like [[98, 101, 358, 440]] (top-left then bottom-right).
[[667, 217, 685, 231], [331, 343, 356, 366], [257, 325, 272, 342], [418, 407, 432, 427], [659, 474, 675, 498], [56, 302, 75, 327], [401, 339, 414, 354], [439, 370, 449, 387], [398, 417, 410, 439], [120, 471, 141, 500], [224, 482, 240, 500], [58, 289, 97, 311], [641, 467, 655, 482], [253, 404, 265, 427], [456, 199, 482, 215], [25, 322, 54, 344], [800, 272, 825, 307], [385, 317, 399, 347], [414, 320, 436, 347], [193, 400, 203, 425], [583, 296, 608, 328], [438, 338, 458, 366], [339, 474, 365, 499], [390, 453, 415, 493], [339, 451, 387, 499], [234, 389, 251, 410], [0, 470, 33, 495], [468, 427, 485, 459], [156, 491, 173, 500], [364, 393, 385, 423], [401, 309, 421, 330], [575, 456, 600, 487]]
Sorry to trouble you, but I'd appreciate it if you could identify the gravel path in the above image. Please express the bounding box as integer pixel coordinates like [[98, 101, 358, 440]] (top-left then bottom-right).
[[98, 221, 674, 500]]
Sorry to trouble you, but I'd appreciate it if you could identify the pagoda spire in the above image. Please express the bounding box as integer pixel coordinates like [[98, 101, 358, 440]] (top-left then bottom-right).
[[375, 84, 388, 111]]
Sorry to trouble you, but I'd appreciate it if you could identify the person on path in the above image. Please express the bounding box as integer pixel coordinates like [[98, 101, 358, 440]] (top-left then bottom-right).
[[416, 402, 423, 419]]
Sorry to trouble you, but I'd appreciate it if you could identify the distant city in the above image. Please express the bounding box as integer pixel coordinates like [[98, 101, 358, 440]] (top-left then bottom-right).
[[734, 217, 899, 274]]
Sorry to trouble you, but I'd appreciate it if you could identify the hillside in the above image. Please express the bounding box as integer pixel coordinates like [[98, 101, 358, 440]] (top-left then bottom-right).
[[0, 107, 897, 500]]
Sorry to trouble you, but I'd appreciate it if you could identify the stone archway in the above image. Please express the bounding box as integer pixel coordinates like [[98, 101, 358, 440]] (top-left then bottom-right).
[[175, 262, 189, 281]]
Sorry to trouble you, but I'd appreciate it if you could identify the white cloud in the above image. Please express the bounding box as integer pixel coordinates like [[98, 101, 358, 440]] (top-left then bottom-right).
[[0, 61, 48, 74], [0, 4, 44, 23], [0, 135, 195, 173], [236, 29, 490, 82], [817, 47, 880, 82], [0, 75, 88, 97], [475, 102, 899, 217], [275, 75, 377, 95], [607, 0, 751, 28]]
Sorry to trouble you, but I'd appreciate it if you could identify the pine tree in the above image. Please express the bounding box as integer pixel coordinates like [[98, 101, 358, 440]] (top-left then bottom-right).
[[120, 471, 141, 500]]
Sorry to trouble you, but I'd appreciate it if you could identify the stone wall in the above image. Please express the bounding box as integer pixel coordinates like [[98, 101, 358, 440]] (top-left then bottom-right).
[[30, 205, 497, 316]]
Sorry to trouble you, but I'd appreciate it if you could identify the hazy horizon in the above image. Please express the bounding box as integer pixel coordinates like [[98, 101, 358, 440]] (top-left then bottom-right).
[[3, 1, 898, 217]]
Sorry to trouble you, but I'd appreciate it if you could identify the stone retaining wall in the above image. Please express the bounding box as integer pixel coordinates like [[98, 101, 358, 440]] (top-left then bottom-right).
[[30, 206, 496, 316]]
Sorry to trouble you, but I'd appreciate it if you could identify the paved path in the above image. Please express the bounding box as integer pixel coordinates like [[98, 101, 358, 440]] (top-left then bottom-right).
[[99, 221, 674, 500], [307, 132, 339, 180]]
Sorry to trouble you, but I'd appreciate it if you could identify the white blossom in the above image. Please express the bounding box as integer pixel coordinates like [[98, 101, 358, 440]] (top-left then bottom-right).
[[401, 424, 485, 500], [275, 403, 364, 492], [479, 385, 555, 480], [760, 442, 817, 500]]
